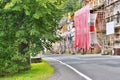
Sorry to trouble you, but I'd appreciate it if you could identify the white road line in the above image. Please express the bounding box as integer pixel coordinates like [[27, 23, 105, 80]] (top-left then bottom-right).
[[47, 58, 93, 80]]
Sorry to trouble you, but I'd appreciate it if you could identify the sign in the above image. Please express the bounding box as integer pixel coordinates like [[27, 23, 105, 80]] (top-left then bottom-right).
[[106, 21, 115, 35]]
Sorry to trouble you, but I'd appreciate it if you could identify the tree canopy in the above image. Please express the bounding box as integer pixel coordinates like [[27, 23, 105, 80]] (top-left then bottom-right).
[[58, 0, 81, 16], [0, 0, 62, 76]]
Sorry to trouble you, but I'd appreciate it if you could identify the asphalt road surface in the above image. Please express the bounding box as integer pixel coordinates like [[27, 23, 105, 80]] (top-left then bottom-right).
[[44, 54, 120, 80]]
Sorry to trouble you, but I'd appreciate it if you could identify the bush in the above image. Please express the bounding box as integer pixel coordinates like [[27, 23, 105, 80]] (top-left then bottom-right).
[[0, 47, 30, 76]]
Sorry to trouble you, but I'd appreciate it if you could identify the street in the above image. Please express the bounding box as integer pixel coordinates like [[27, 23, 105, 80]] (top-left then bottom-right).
[[44, 54, 120, 80]]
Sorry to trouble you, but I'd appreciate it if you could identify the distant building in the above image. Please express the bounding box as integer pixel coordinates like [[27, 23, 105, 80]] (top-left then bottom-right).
[[54, 13, 75, 54]]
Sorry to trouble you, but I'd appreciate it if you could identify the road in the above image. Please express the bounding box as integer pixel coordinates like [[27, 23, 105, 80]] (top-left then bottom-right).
[[44, 54, 120, 80]]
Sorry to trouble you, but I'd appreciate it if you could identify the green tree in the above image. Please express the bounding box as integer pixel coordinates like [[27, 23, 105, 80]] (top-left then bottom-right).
[[0, 0, 61, 76], [61, 0, 81, 15]]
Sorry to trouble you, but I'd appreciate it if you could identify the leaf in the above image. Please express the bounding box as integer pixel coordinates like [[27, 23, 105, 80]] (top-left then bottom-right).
[[0, 32, 4, 37], [23, 5, 29, 10], [16, 30, 25, 38], [4, 2, 15, 9], [30, 28, 39, 36], [12, 6, 21, 11], [19, 38, 28, 43], [33, 11, 42, 19], [25, 10, 30, 15]]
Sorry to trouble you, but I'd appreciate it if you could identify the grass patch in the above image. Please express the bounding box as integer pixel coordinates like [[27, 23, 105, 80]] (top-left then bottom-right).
[[0, 60, 54, 80]]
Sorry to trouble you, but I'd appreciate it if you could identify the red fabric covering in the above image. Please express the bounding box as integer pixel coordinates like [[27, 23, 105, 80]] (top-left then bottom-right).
[[90, 26, 94, 32], [74, 5, 90, 52]]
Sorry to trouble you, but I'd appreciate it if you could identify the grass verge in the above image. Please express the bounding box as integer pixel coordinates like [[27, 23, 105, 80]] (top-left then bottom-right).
[[0, 60, 54, 80]]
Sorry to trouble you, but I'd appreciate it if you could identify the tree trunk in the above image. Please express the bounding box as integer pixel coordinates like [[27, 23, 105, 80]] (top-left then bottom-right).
[[18, 42, 30, 71], [18, 42, 29, 54]]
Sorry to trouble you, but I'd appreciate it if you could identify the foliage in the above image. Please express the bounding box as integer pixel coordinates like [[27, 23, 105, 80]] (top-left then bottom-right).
[[0, 60, 54, 80], [60, 0, 82, 15], [0, 0, 61, 76]]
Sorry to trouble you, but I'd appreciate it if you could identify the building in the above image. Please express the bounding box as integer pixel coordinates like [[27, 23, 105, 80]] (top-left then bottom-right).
[[82, 0, 120, 55], [105, 0, 120, 55], [53, 13, 75, 54]]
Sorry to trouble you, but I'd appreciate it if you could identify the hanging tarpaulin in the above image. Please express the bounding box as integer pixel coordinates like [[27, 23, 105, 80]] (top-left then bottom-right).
[[74, 5, 90, 52], [89, 13, 100, 47]]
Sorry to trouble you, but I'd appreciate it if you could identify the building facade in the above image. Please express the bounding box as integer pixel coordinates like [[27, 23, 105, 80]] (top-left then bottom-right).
[[53, 13, 75, 54], [105, 0, 120, 55], [82, 0, 120, 55]]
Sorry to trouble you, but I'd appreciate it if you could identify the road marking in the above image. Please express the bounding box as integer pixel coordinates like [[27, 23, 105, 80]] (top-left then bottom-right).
[[47, 58, 93, 80]]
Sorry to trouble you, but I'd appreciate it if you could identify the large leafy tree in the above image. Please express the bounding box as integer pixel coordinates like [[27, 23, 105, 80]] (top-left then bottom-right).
[[0, 0, 62, 76], [61, 0, 82, 15]]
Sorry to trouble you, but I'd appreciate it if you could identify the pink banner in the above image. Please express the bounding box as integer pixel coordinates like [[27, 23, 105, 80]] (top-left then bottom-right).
[[74, 5, 90, 53]]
